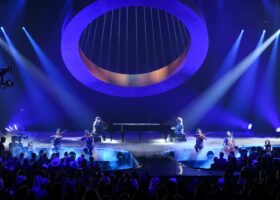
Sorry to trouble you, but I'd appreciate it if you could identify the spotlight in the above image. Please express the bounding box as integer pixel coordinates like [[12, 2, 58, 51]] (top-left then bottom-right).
[[207, 151, 214, 159], [5, 127, 11, 132], [0, 27, 3, 31], [276, 127, 280, 133], [22, 27, 25, 30], [248, 123, 253, 130]]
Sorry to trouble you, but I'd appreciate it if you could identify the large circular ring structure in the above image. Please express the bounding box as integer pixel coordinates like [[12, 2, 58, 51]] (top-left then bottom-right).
[[61, 0, 209, 97]]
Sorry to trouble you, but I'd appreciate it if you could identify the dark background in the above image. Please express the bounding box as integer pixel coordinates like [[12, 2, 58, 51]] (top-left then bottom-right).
[[0, 0, 279, 133]]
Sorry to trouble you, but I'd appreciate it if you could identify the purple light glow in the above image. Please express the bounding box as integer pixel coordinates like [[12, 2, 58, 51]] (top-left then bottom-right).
[[209, 107, 249, 129], [61, 0, 208, 97]]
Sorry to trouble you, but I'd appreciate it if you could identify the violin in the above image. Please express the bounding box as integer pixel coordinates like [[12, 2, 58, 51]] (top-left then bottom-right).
[[195, 132, 206, 140], [199, 133, 206, 139]]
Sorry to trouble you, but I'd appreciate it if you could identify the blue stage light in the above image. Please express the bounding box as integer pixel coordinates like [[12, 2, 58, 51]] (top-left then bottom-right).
[[182, 30, 279, 128], [248, 123, 253, 130], [5, 127, 10, 132], [276, 127, 280, 133]]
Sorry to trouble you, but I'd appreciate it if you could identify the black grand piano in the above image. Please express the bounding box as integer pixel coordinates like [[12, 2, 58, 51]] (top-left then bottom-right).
[[107, 123, 171, 142]]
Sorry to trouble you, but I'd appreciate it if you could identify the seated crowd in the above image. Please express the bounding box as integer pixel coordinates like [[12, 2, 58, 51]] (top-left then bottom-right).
[[210, 145, 279, 171], [0, 136, 279, 200]]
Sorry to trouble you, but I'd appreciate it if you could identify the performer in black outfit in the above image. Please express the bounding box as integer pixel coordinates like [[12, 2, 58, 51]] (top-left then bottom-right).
[[82, 130, 94, 155], [0, 137, 6, 156], [92, 116, 106, 141], [264, 140, 272, 152], [194, 128, 206, 152], [50, 128, 63, 153]]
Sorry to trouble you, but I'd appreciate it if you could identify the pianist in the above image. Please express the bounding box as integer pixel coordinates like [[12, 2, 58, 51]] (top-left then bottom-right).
[[170, 117, 184, 142], [92, 116, 106, 141]]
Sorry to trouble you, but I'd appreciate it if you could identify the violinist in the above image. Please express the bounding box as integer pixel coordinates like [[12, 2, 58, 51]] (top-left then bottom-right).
[[194, 128, 206, 152], [50, 128, 63, 153], [223, 131, 236, 153], [264, 140, 272, 153], [82, 130, 94, 155]]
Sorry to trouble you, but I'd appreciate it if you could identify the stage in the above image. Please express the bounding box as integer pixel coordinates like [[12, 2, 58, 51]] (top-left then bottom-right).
[[3, 131, 280, 176]]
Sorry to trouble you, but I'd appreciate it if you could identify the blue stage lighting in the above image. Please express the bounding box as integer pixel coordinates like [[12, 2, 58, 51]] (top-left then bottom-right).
[[276, 127, 280, 133], [0, 27, 3, 31], [5, 127, 10, 132], [182, 30, 279, 128], [248, 123, 253, 130]]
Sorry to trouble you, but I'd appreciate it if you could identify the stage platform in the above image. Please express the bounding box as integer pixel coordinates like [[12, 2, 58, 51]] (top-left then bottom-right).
[[2, 131, 280, 176]]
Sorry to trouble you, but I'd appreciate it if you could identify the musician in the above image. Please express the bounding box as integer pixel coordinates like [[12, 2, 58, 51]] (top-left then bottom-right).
[[264, 140, 272, 152], [194, 128, 206, 152], [50, 128, 63, 152], [170, 117, 184, 142], [92, 116, 106, 141], [223, 131, 236, 153], [81, 130, 94, 155], [0, 137, 6, 156]]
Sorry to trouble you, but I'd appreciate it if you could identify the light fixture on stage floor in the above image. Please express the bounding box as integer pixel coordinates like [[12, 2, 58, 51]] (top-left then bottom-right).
[[207, 151, 214, 159], [276, 127, 280, 133], [248, 123, 253, 130], [5, 123, 23, 133]]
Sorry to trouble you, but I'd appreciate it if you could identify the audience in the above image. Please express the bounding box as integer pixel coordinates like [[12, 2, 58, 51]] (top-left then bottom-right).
[[0, 138, 279, 200]]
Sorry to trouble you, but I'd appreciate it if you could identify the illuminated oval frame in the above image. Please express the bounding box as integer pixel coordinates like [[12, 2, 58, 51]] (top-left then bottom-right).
[[61, 0, 209, 97]]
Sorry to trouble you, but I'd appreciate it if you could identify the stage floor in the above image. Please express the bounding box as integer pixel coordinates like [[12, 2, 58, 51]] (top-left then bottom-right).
[[3, 131, 280, 176]]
